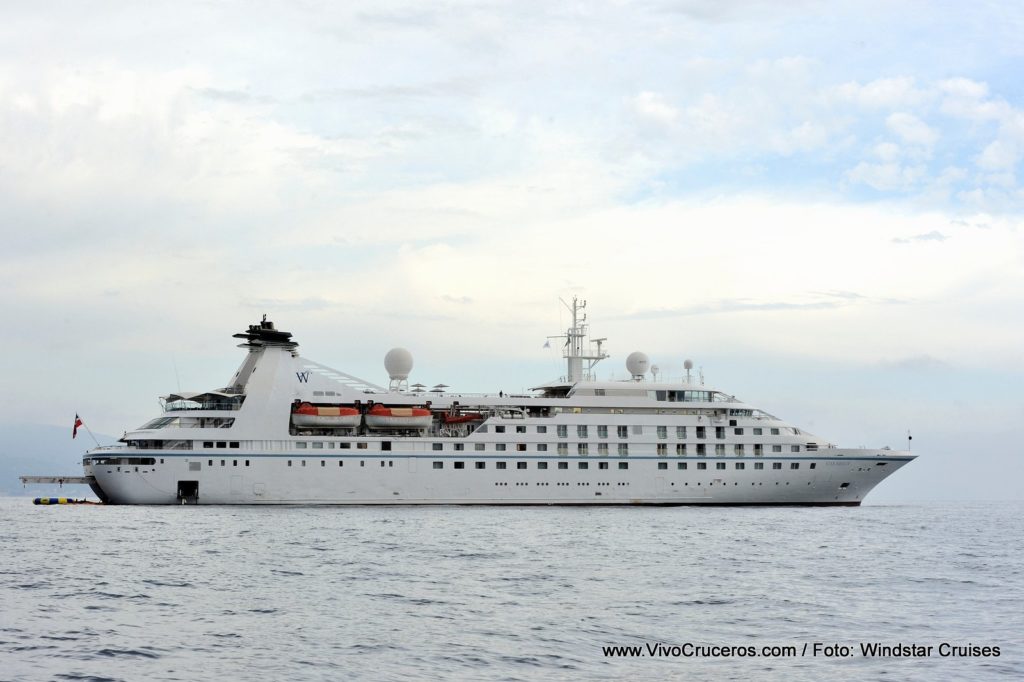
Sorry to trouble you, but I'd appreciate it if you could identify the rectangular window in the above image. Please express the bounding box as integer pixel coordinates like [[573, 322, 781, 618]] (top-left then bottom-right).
[[495, 443, 507, 452], [658, 462, 668, 470], [598, 425, 608, 438], [809, 462, 816, 469], [245, 460, 250, 467], [477, 425, 488, 434], [754, 462, 763, 470], [696, 426, 706, 439], [790, 445, 800, 452], [617, 443, 629, 456], [475, 461, 486, 469], [772, 445, 782, 453], [657, 443, 668, 455], [697, 462, 707, 470], [221, 460, 226, 466], [577, 425, 588, 437], [516, 443, 526, 452], [677, 462, 687, 470], [338, 461, 343, 467], [475, 443, 486, 451], [578, 462, 589, 469], [577, 444, 588, 455], [617, 426, 628, 438], [537, 461, 548, 470], [597, 443, 608, 455], [676, 443, 687, 455], [734, 444, 745, 455], [496, 462, 507, 470], [357, 443, 367, 450], [753, 427, 763, 435], [516, 425, 526, 433], [618, 462, 628, 470], [495, 425, 506, 433], [433, 462, 443, 469], [557, 425, 568, 438], [715, 444, 726, 456], [536, 426, 547, 434], [595, 388, 605, 396], [696, 444, 706, 456], [657, 426, 667, 439], [339, 442, 351, 449], [517, 462, 527, 470], [734, 427, 744, 435], [216, 442, 226, 449], [598, 461, 608, 469], [715, 426, 725, 439], [432, 443, 443, 451], [676, 426, 686, 439], [557, 443, 568, 455], [320, 460, 324, 467], [296, 442, 307, 449], [287, 460, 292, 467], [772, 462, 782, 470], [312, 442, 323, 449], [716, 462, 726, 470], [790, 462, 799, 469], [454, 443, 464, 451], [229, 442, 239, 449], [454, 462, 465, 469], [557, 462, 568, 470], [208, 460, 213, 466], [771, 428, 780, 435], [735, 462, 745, 470], [537, 443, 548, 452], [203, 441, 213, 448]]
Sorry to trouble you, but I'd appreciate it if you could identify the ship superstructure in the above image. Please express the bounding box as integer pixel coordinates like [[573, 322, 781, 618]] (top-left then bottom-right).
[[82, 302, 914, 505]]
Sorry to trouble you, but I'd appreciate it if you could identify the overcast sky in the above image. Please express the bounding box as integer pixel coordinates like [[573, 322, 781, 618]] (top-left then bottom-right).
[[1, 1, 1021, 501]]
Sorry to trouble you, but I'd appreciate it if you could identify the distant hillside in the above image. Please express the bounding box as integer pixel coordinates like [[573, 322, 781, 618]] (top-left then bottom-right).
[[0, 423, 115, 496]]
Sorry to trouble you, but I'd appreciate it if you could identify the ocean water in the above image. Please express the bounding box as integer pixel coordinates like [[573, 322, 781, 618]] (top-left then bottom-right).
[[0, 498, 1020, 681]]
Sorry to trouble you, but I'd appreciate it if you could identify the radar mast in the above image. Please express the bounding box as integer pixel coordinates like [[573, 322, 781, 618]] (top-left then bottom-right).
[[547, 297, 609, 382]]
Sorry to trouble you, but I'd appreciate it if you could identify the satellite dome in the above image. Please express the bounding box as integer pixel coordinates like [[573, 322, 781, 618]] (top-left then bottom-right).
[[384, 347, 414, 380], [684, 359, 694, 370], [625, 351, 650, 378]]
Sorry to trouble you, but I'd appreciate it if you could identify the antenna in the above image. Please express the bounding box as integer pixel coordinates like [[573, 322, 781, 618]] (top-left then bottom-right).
[[684, 359, 693, 383]]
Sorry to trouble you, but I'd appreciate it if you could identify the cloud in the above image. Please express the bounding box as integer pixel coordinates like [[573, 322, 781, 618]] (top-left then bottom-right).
[[891, 230, 948, 244], [632, 91, 679, 126]]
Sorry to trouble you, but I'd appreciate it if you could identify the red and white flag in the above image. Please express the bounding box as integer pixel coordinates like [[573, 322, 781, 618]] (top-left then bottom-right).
[[73, 414, 83, 439]]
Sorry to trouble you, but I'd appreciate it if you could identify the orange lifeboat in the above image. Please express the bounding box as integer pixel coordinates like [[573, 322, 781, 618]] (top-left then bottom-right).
[[364, 405, 432, 430], [292, 403, 361, 428]]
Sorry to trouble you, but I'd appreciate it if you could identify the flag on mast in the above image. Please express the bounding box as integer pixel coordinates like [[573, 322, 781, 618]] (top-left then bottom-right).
[[73, 414, 83, 439]]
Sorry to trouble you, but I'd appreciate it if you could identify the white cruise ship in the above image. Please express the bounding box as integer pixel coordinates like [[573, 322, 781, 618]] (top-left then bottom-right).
[[82, 300, 915, 505]]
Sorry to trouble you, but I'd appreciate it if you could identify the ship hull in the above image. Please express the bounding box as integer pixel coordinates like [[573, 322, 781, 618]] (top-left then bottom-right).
[[86, 450, 911, 506]]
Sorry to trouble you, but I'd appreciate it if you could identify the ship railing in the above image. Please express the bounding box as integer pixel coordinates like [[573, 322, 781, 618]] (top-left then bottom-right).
[[164, 400, 243, 412]]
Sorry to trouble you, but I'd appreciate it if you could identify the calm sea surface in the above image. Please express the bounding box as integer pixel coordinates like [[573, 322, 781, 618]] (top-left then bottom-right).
[[1, 498, 1020, 681]]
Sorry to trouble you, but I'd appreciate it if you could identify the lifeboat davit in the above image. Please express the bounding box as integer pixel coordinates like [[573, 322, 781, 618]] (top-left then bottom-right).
[[292, 403, 362, 428], [364, 405, 432, 430]]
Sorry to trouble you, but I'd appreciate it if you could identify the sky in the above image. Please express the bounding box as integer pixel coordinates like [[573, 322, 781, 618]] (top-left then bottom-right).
[[1, 1, 1021, 501]]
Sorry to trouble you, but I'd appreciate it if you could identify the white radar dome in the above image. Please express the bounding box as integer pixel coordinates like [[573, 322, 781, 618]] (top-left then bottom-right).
[[684, 359, 694, 370], [384, 347, 414, 380], [626, 351, 650, 378]]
